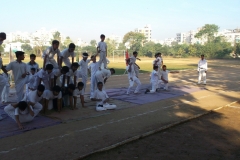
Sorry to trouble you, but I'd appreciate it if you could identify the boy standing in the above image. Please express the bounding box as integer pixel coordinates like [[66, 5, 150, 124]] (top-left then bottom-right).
[[88, 55, 102, 98], [130, 51, 141, 78], [5, 51, 29, 102], [160, 65, 169, 90], [42, 40, 60, 69], [198, 54, 207, 85], [78, 52, 90, 91], [59, 43, 75, 68], [126, 59, 141, 95], [97, 34, 107, 69], [27, 54, 39, 72], [91, 82, 117, 111], [145, 66, 161, 94]]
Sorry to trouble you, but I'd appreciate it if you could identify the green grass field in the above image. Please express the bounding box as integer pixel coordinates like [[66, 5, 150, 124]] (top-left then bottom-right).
[[1, 57, 198, 75]]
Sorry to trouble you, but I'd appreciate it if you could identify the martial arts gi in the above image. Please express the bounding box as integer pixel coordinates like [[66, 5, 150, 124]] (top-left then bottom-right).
[[60, 48, 75, 68], [97, 41, 107, 68], [126, 65, 141, 94], [42, 46, 60, 69], [92, 89, 116, 111], [198, 59, 208, 84]]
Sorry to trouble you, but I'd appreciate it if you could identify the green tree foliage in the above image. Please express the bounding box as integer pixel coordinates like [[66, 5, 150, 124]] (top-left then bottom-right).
[[81, 46, 96, 55], [105, 38, 117, 57], [234, 42, 240, 56], [63, 36, 73, 48], [118, 43, 126, 50], [141, 41, 156, 57], [90, 40, 97, 47], [21, 43, 33, 55], [123, 31, 146, 53], [195, 24, 219, 42]]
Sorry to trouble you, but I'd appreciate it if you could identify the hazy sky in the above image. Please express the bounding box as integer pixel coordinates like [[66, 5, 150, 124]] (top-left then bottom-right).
[[1, 0, 240, 42]]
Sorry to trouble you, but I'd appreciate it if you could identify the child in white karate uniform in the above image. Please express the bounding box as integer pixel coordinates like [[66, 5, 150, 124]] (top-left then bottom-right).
[[95, 68, 115, 87], [59, 43, 75, 68], [1, 68, 10, 103], [129, 51, 141, 78], [145, 66, 161, 94], [126, 59, 141, 95], [160, 65, 169, 90], [27, 54, 39, 72], [91, 82, 116, 111], [67, 62, 79, 86], [36, 64, 54, 90], [4, 84, 44, 129], [42, 40, 60, 69], [97, 34, 107, 69], [153, 52, 162, 78], [78, 52, 90, 91]]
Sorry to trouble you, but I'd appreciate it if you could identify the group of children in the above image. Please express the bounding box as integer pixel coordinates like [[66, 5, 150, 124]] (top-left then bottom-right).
[[0, 33, 117, 129], [125, 51, 169, 94]]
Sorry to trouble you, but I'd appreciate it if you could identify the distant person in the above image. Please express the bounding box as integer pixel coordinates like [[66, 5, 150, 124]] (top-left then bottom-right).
[[95, 68, 115, 88], [42, 40, 60, 69], [129, 51, 141, 78], [197, 54, 207, 85], [91, 82, 117, 111], [126, 59, 141, 95], [97, 34, 107, 69], [27, 54, 39, 72], [36, 64, 54, 90], [160, 65, 169, 90], [5, 51, 29, 102], [59, 43, 75, 68], [78, 52, 90, 91], [145, 66, 161, 94], [0, 32, 6, 120]]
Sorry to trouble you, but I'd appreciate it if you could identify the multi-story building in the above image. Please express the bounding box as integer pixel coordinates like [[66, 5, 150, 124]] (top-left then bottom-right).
[[135, 24, 152, 42], [218, 29, 240, 46]]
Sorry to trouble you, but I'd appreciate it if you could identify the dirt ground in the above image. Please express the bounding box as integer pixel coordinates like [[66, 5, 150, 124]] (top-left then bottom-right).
[[84, 102, 240, 160]]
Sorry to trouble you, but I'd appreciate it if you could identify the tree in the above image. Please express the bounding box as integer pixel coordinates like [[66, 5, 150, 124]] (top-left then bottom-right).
[[63, 36, 73, 47], [123, 31, 146, 53], [117, 43, 126, 50], [142, 41, 156, 57], [188, 45, 197, 56], [105, 38, 117, 57], [21, 44, 33, 55], [195, 24, 219, 42], [90, 40, 97, 47], [51, 31, 61, 42], [81, 46, 96, 55], [234, 42, 240, 56]]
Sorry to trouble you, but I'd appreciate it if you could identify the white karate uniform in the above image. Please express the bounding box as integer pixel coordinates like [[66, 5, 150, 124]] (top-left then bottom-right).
[[92, 89, 116, 111], [160, 70, 169, 90], [60, 48, 75, 68], [6, 61, 28, 102], [130, 56, 139, 77], [73, 88, 84, 98], [42, 46, 60, 69], [36, 69, 54, 90], [88, 61, 101, 98], [43, 90, 62, 110], [4, 103, 42, 123], [126, 65, 141, 94], [153, 57, 162, 77], [78, 59, 90, 90], [26, 62, 39, 72], [25, 73, 38, 96], [149, 70, 161, 93], [101, 58, 110, 69], [54, 69, 68, 87], [198, 59, 207, 84], [1, 73, 10, 102], [67, 69, 78, 85], [95, 69, 111, 87], [97, 41, 107, 68]]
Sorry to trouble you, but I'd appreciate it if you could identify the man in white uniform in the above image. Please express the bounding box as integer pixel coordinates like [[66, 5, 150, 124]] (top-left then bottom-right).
[[42, 85, 62, 113], [160, 65, 169, 90], [126, 59, 141, 94], [198, 54, 208, 85], [91, 82, 116, 111], [129, 51, 141, 78], [0, 32, 6, 120], [59, 43, 75, 68], [67, 62, 79, 86], [95, 68, 115, 87], [36, 64, 54, 90], [145, 66, 161, 94], [78, 52, 90, 91], [42, 40, 60, 69], [97, 34, 107, 69], [5, 51, 29, 102], [153, 53, 162, 78], [4, 84, 44, 129], [88, 55, 102, 98]]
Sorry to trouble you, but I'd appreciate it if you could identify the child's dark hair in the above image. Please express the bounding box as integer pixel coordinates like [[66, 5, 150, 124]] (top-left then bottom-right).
[[46, 64, 54, 70], [201, 54, 204, 57], [68, 84, 76, 90], [69, 43, 75, 49], [0, 32, 6, 39], [100, 34, 105, 38], [37, 84, 45, 92], [30, 68, 36, 72], [78, 82, 84, 87], [71, 62, 79, 68], [52, 86, 61, 93], [30, 54, 36, 58], [97, 82, 103, 86], [61, 66, 69, 73], [83, 52, 88, 57], [162, 65, 166, 68], [52, 40, 59, 45], [110, 68, 115, 74], [91, 55, 95, 59], [133, 51, 138, 55], [153, 66, 158, 70], [18, 101, 28, 111], [15, 51, 24, 58]]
